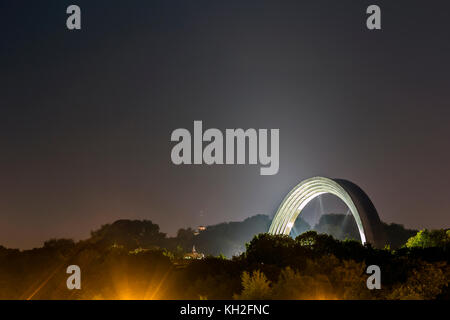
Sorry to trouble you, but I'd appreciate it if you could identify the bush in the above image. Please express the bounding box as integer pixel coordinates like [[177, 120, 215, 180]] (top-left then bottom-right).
[[233, 270, 272, 300]]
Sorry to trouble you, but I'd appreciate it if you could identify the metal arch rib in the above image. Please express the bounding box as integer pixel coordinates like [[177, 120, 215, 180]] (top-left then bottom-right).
[[268, 177, 386, 248]]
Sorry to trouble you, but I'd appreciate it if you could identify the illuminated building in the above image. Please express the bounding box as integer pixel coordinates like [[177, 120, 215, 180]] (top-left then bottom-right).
[[183, 246, 205, 260]]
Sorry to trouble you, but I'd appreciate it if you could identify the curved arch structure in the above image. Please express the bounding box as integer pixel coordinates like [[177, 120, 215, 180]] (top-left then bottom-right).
[[269, 177, 386, 248]]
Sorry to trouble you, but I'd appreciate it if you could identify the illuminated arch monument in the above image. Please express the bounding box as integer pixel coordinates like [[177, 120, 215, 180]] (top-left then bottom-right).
[[269, 177, 386, 248]]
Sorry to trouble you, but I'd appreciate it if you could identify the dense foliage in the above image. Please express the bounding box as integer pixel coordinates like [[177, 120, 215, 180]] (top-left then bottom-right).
[[0, 218, 448, 300]]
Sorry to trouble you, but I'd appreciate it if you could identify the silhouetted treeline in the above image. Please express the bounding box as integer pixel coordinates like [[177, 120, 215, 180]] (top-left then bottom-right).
[[2, 214, 447, 300], [78, 213, 417, 257], [0, 230, 448, 300], [1, 213, 419, 260]]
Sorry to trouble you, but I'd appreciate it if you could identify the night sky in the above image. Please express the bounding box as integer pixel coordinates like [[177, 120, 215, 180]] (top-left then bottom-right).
[[1, 1, 449, 249]]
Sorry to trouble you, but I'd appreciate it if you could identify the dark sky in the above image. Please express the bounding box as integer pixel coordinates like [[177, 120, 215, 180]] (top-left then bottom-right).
[[1, 1, 449, 249]]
